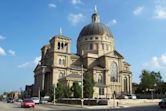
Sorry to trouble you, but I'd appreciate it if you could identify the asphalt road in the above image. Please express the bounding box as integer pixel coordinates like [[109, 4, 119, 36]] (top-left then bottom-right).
[[0, 101, 163, 111]]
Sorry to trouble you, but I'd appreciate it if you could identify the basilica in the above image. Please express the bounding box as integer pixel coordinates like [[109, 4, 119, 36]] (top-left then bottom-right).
[[33, 8, 132, 99]]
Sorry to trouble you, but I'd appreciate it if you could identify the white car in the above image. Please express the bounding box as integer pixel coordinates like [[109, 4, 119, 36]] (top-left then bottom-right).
[[31, 97, 40, 104], [128, 94, 137, 99]]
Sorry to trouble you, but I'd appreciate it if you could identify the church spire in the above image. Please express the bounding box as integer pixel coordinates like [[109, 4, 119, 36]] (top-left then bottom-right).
[[92, 5, 100, 23]]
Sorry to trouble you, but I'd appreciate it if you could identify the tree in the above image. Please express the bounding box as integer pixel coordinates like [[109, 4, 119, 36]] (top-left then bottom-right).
[[40, 90, 46, 97], [64, 85, 72, 98], [56, 82, 64, 99], [83, 71, 94, 98], [138, 70, 163, 93], [71, 82, 81, 98], [48, 85, 54, 101], [132, 82, 139, 94]]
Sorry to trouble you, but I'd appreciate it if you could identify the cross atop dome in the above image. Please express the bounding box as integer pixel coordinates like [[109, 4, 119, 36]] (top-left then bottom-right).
[[92, 5, 100, 23], [94, 5, 98, 13]]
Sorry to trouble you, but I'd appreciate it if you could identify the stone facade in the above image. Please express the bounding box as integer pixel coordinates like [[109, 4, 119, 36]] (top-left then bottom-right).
[[33, 8, 132, 99]]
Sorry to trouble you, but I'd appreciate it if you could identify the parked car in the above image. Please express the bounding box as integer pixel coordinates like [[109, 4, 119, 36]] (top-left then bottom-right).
[[16, 98, 23, 102], [128, 94, 137, 99], [31, 97, 40, 104], [117, 95, 129, 99], [21, 99, 35, 108], [159, 98, 166, 108], [40, 99, 48, 104], [7, 98, 14, 103]]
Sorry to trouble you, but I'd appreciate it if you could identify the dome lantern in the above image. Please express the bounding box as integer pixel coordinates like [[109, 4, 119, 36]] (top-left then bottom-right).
[[92, 6, 100, 23]]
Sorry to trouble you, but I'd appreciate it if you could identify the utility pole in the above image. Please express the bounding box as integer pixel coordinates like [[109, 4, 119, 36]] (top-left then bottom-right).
[[38, 87, 40, 100], [81, 64, 84, 107], [113, 77, 115, 108], [42, 66, 46, 90], [53, 84, 56, 105]]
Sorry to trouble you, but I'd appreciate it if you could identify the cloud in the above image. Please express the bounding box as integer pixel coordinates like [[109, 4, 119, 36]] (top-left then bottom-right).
[[133, 6, 144, 16], [8, 49, 16, 56], [48, 3, 56, 8], [17, 62, 32, 68], [34, 56, 41, 65], [106, 19, 118, 27], [154, 5, 166, 19], [0, 35, 6, 40], [18, 56, 41, 68], [0, 47, 6, 56], [112, 19, 117, 25], [68, 13, 85, 26], [144, 53, 166, 68], [71, 0, 81, 5]]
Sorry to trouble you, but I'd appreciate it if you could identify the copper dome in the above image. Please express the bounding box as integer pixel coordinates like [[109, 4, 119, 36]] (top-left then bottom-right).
[[78, 23, 113, 38]]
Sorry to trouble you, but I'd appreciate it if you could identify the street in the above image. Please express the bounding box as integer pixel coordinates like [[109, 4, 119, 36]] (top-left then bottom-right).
[[0, 101, 163, 111]]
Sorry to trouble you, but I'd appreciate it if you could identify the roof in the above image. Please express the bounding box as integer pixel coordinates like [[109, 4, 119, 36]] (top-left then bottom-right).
[[59, 74, 82, 81], [114, 50, 124, 59], [93, 66, 105, 70], [78, 23, 113, 38], [65, 74, 82, 78], [123, 61, 131, 66], [70, 65, 82, 70]]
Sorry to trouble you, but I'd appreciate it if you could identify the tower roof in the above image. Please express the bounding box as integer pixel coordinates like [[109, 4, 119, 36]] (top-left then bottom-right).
[[78, 7, 113, 38]]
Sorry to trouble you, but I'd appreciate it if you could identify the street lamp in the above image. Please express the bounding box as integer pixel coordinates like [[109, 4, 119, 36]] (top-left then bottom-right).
[[81, 64, 84, 107], [53, 84, 56, 105], [112, 77, 116, 108], [38, 87, 40, 100]]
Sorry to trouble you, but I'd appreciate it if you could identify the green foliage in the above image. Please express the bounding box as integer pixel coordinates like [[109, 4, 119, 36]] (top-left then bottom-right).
[[48, 85, 54, 101], [7, 92, 15, 98], [83, 71, 95, 98], [137, 70, 163, 93], [64, 85, 72, 98], [71, 82, 81, 98], [40, 90, 46, 97], [56, 83, 64, 99]]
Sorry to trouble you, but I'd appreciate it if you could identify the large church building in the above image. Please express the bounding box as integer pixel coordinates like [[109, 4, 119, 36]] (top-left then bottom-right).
[[33, 8, 132, 99]]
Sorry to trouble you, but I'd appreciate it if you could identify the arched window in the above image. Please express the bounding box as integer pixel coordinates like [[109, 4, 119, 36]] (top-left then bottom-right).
[[59, 59, 62, 65], [62, 59, 66, 65], [110, 62, 118, 82], [61, 43, 64, 49], [58, 42, 60, 49], [98, 73, 103, 83]]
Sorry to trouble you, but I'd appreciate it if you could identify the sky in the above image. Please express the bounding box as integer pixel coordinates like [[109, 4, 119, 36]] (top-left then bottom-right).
[[0, 0, 166, 93]]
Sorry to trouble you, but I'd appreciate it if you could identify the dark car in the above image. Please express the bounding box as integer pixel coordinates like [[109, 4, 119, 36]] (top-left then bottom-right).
[[159, 98, 166, 108], [7, 98, 14, 103], [21, 99, 35, 108]]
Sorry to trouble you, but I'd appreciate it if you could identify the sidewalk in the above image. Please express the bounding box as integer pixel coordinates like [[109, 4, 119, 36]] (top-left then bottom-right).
[[43, 101, 159, 110]]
